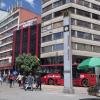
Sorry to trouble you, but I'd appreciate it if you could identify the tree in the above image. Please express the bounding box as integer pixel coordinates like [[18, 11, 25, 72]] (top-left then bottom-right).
[[15, 53, 40, 74]]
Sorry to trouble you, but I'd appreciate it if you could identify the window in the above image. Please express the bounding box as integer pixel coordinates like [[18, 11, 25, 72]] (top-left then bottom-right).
[[72, 42, 76, 49], [53, 21, 63, 29], [53, 32, 63, 40], [53, 0, 63, 8], [53, 43, 64, 51], [76, 9, 90, 17], [42, 45, 52, 53], [77, 31, 92, 40], [77, 20, 91, 28], [93, 24, 100, 31], [92, 13, 100, 20], [93, 46, 100, 53], [42, 24, 52, 32], [42, 14, 52, 22], [93, 34, 100, 41], [41, 56, 64, 65], [54, 11, 62, 18], [42, 35, 52, 42], [92, 4, 100, 11], [76, 0, 90, 7], [43, 4, 52, 13], [42, 0, 49, 4], [71, 30, 76, 37], [77, 43, 92, 51], [71, 19, 75, 25]]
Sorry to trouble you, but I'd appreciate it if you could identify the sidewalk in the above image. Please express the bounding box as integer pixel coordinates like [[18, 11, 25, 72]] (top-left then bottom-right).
[[42, 85, 88, 94], [0, 83, 99, 100], [42, 85, 99, 99]]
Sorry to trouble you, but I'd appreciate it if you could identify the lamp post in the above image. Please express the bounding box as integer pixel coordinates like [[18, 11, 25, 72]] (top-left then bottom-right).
[[63, 11, 74, 93]]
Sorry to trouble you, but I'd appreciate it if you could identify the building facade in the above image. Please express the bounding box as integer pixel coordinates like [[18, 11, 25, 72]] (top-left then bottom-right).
[[0, 7, 41, 74], [41, 0, 100, 72], [12, 20, 41, 67]]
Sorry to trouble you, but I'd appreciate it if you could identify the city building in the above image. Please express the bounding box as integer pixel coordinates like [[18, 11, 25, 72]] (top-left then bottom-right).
[[41, 0, 100, 72], [0, 7, 41, 74], [12, 19, 41, 68]]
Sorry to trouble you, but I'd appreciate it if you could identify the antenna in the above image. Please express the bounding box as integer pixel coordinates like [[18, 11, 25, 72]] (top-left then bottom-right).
[[20, 0, 22, 7], [0, 0, 1, 9], [16, 0, 21, 8], [0, 0, 2, 9], [16, 0, 19, 8]]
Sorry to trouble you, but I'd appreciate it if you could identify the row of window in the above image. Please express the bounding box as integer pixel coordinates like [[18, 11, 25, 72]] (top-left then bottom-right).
[[0, 19, 18, 33], [73, 30, 100, 42], [0, 12, 19, 27], [72, 19, 100, 31], [0, 44, 12, 52], [42, 29, 100, 43], [42, 14, 100, 32], [42, 0, 67, 13], [1, 36, 13, 44], [42, 0, 100, 13], [72, 43, 100, 53], [42, 7, 100, 23], [74, 8, 100, 21], [0, 51, 12, 58], [42, 32, 63, 42], [42, 42, 100, 53], [0, 59, 9, 65], [41, 43, 64, 53], [41, 56, 64, 65], [42, 21, 63, 32]]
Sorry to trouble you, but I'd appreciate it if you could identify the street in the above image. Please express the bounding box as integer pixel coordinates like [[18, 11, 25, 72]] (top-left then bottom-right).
[[0, 83, 99, 100]]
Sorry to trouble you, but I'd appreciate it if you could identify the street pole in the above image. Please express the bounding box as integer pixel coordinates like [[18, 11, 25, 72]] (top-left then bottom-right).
[[63, 11, 74, 93]]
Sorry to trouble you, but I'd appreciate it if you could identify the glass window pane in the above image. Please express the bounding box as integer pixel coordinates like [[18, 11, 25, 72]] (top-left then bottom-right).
[[77, 31, 92, 40], [53, 32, 63, 40], [53, 43, 64, 51]]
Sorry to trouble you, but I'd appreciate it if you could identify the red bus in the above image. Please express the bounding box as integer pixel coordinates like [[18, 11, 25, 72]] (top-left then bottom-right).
[[40, 64, 96, 87]]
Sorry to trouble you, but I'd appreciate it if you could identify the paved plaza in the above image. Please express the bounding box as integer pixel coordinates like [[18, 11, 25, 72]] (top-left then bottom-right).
[[0, 83, 99, 100]]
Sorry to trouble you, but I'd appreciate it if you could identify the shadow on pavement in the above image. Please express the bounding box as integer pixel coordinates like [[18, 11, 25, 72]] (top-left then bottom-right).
[[80, 98, 100, 100]]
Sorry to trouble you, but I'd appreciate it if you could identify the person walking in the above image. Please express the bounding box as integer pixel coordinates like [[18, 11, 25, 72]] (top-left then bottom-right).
[[8, 74, 13, 88], [16, 73, 22, 87], [27, 73, 34, 86], [0, 75, 3, 85], [36, 75, 42, 90]]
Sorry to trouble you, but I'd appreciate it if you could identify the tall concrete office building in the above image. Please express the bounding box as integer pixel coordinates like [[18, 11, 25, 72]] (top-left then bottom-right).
[[41, 0, 100, 71]]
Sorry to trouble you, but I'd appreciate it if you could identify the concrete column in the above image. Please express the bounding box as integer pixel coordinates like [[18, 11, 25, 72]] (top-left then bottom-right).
[[63, 16, 74, 93]]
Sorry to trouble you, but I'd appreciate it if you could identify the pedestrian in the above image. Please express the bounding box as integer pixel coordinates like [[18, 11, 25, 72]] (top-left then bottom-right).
[[8, 74, 13, 88], [12, 75, 15, 86], [36, 75, 42, 90], [16, 73, 22, 87], [0, 75, 3, 85], [22, 75, 27, 88], [27, 73, 34, 86]]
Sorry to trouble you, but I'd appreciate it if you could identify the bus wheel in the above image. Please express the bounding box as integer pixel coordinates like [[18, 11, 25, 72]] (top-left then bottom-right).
[[81, 79, 89, 87], [48, 79, 54, 85]]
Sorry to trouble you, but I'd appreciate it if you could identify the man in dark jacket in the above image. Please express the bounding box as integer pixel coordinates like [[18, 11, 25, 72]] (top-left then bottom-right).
[[36, 75, 42, 90]]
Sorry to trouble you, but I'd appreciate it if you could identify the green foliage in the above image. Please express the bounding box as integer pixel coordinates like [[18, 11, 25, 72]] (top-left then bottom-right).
[[87, 84, 100, 95], [15, 53, 40, 74]]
